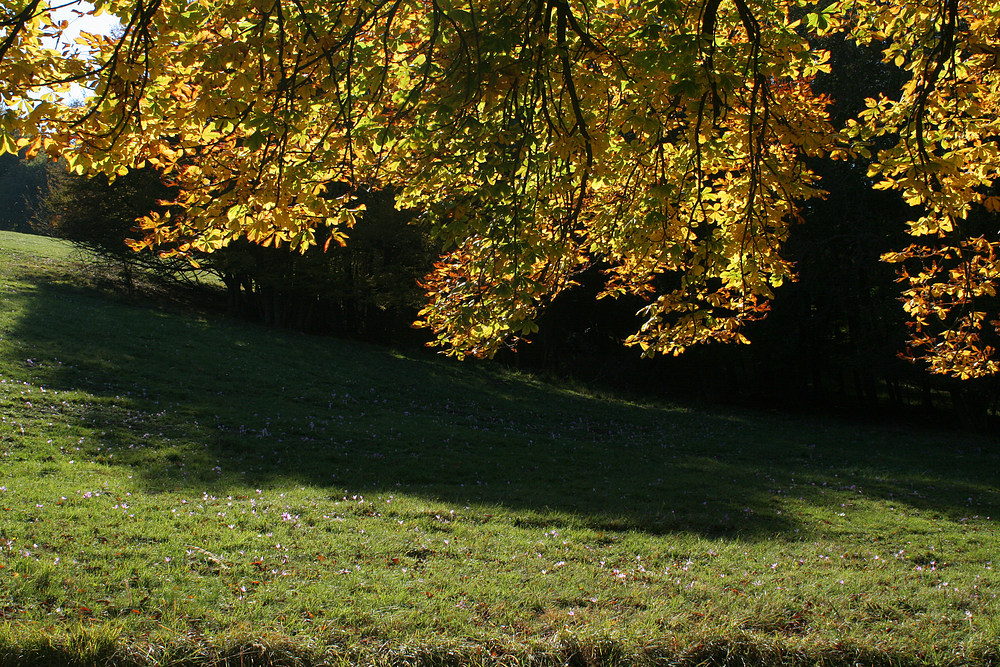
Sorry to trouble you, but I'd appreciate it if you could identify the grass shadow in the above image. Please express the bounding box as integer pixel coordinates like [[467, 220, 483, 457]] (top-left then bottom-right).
[[4, 262, 999, 540]]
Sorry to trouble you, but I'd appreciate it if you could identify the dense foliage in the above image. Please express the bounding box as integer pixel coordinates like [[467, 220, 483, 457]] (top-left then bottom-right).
[[32, 164, 431, 337], [1, 0, 999, 377], [0, 150, 46, 233]]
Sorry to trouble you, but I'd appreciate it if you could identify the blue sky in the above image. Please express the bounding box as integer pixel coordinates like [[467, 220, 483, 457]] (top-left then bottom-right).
[[45, 1, 121, 102], [48, 1, 121, 51]]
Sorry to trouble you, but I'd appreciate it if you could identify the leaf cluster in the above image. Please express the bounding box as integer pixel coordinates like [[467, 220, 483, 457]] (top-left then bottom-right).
[[1, 0, 999, 376]]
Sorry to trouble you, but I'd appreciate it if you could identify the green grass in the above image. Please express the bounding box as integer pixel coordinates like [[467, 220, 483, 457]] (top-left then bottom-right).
[[1, 229, 999, 666]]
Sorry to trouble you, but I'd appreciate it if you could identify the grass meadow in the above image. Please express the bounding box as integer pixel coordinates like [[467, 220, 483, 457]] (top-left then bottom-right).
[[1, 230, 999, 666]]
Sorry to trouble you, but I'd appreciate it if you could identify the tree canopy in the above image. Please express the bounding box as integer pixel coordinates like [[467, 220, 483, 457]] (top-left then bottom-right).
[[2, 0, 999, 377]]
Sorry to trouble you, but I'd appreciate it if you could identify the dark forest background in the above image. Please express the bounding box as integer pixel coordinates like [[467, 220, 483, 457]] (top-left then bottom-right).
[[3, 36, 997, 429]]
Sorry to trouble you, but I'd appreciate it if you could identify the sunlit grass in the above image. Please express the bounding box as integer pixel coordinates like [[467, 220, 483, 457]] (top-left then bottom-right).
[[1, 230, 999, 666]]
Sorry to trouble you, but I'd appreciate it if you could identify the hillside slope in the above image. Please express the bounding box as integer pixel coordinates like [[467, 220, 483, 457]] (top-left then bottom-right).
[[1, 230, 998, 667]]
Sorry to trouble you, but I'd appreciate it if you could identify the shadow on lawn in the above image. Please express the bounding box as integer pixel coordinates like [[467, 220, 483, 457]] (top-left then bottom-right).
[[8, 275, 1000, 539]]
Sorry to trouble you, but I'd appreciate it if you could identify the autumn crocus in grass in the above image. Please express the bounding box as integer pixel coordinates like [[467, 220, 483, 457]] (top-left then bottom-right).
[[1, 232, 998, 666]]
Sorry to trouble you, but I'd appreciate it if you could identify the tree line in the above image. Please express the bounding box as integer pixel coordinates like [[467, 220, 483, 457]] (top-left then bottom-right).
[[1, 0, 999, 425], [6, 125, 997, 429], [2, 0, 1000, 376]]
